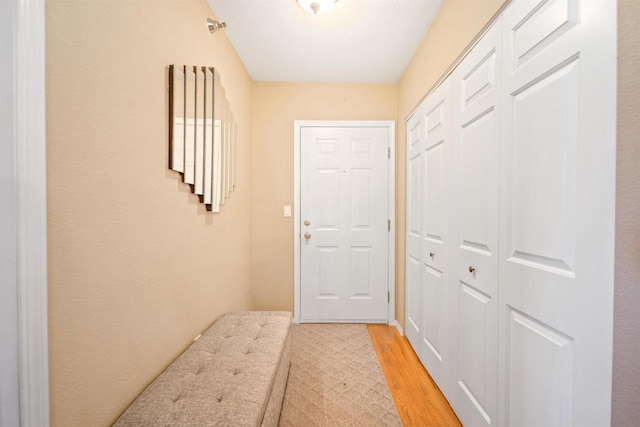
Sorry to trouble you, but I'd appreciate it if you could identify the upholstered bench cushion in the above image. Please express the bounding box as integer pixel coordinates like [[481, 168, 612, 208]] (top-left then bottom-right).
[[113, 311, 292, 427]]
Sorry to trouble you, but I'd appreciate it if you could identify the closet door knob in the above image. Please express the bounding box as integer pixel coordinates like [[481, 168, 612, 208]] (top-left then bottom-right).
[[469, 266, 476, 273], [304, 220, 310, 226], [429, 252, 435, 258], [304, 232, 311, 240]]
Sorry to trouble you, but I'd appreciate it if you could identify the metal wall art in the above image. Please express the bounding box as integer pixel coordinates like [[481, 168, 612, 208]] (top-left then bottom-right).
[[168, 65, 236, 212]]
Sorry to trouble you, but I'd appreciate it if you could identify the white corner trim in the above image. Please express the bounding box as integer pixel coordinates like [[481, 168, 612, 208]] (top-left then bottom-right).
[[293, 120, 396, 324], [15, 0, 50, 424], [390, 320, 404, 337], [387, 122, 396, 326], [293, 122, 302, 324], [0, 1, 21, 424]]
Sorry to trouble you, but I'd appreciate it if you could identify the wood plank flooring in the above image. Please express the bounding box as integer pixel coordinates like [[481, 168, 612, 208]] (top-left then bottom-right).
[[368, 324, 462, 427]]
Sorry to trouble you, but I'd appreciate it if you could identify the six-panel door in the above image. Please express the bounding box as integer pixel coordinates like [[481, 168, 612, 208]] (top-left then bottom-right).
[[450, 17, 502, 427], [300, 126, 390, 322], [498, 0, 616, 425], [406, 106, 426, 349], [419, 79, 454, 395]]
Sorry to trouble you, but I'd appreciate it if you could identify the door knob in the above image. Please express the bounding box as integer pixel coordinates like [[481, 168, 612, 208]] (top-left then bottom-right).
[[469, 266, 476, 273], [304, 220, 311, 226], [429, 252, 435, 258], [304, 232, 311, 240]]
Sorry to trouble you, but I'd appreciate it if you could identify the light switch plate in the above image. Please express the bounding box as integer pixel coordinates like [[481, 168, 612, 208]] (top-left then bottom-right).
[[283, 205, 292, 217]]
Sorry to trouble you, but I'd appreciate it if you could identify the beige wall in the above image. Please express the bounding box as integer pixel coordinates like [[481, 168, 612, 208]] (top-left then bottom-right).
[[395, 0, 507, 329], [249, 0, 508, 323], [46, 0, 635, 424], [251, 82, 397, 311], [46, 0, 253, 425], [612, 1, 640, 425]]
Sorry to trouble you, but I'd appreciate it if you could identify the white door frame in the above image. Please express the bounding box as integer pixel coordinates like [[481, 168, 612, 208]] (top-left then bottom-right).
[[0, 0, 49, 425], [293, 120, 396, 324]]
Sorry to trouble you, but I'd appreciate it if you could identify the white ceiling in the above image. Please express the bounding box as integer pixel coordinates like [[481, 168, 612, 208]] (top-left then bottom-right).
[[206, 0, 443, 83]]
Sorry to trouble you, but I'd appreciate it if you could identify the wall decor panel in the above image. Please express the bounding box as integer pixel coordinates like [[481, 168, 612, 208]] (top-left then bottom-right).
[[169, 64, 236, 212]]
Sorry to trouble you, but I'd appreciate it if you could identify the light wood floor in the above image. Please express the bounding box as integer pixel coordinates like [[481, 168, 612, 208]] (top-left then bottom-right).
[[368, 324, 462, 427]]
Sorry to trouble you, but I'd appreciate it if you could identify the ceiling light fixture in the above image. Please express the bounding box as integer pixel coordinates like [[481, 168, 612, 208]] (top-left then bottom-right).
[[207, 18, 227, 34], [296, 0, 337, 15]]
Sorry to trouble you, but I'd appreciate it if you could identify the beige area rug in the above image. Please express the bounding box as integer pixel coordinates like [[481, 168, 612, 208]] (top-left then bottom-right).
[[278, 324, 401, 427]]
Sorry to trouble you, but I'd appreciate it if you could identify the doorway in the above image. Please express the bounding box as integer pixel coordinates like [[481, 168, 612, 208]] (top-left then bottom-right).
[[294, 121, 395, 323]]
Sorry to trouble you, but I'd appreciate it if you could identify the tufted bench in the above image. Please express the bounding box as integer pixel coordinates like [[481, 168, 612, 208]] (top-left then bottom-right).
[[113, 311, 292, 427]]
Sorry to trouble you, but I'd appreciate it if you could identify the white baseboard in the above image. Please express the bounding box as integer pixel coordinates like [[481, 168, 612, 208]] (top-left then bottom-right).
[[390, 320, 404, 336]]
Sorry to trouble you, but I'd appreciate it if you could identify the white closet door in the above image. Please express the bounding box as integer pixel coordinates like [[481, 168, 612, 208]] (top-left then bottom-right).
[[497, 0, 616, 426], [450, 18, 502, 427], [405, 105, 426, 350], [418, 78, 454, 393]]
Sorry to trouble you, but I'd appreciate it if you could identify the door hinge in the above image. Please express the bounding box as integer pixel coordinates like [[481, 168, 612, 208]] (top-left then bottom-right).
[[388, 219, 391, 231], [388, 147, 391, 159], [387, 291, 390, 303]]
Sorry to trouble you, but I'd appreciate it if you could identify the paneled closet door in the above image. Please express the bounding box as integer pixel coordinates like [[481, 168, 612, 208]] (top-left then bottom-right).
[[418, 78, 454, 394], [405, 105, 426, 351], [497, 0, 616, 425], [450, 18, 502, 427]]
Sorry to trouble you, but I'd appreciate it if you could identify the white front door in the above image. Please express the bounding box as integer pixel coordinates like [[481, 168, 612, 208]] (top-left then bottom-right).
[[299, 125, 390, 322]]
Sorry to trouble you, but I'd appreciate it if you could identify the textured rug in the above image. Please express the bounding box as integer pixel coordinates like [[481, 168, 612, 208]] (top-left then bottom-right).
[[278, 324, 401, 427]]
